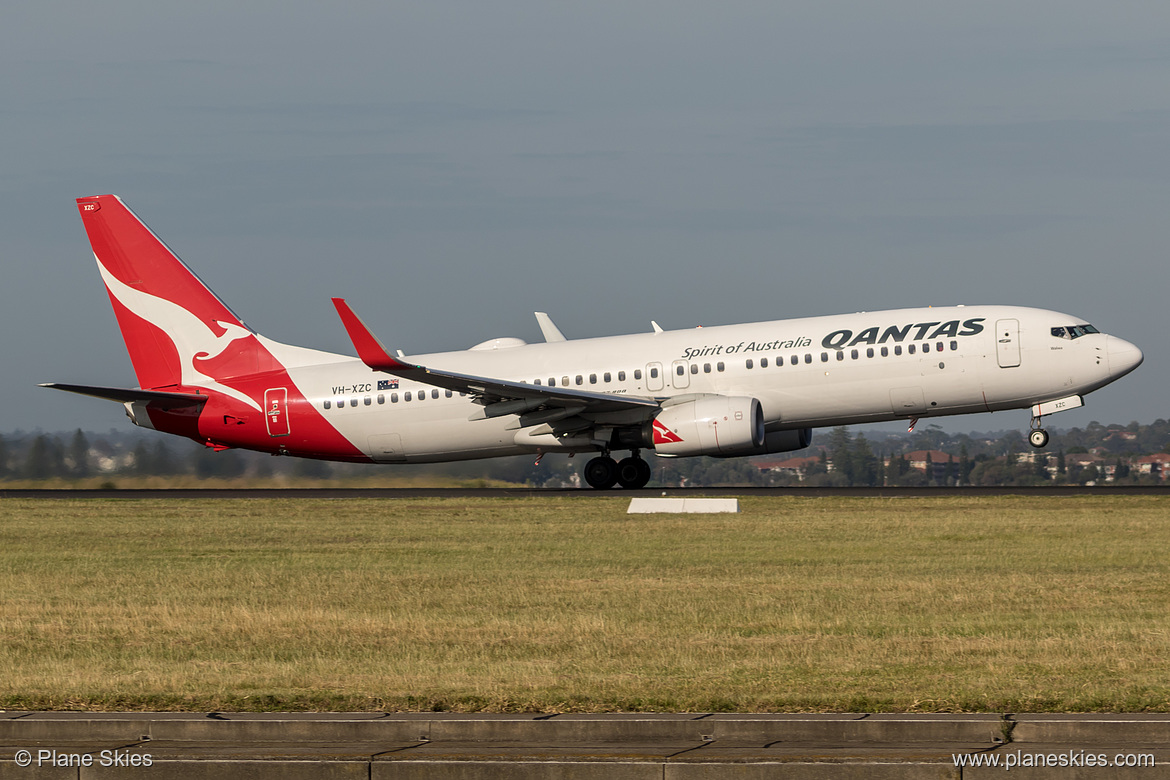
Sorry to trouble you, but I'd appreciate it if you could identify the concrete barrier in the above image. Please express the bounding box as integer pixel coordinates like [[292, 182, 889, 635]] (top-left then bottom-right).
[[3, 713, 1169, 779], [1010, 713, 1170, 744]]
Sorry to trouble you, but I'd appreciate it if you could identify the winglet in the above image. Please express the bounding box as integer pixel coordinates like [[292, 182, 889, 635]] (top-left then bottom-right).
[[651, 321, 663, 333], [331, 298, 414, 371]]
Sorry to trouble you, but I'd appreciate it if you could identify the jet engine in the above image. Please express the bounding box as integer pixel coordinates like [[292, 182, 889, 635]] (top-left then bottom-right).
[[711, 427, 813, 458], [649, 396, 765, 457]]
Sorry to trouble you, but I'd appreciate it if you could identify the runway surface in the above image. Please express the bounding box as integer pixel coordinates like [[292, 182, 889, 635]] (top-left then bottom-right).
[[3, 485, 1168, 499], [2, 712, 1167, 778]]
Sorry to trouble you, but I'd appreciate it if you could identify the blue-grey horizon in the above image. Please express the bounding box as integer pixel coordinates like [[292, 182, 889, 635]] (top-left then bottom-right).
[[3, 1, 1166, 437]]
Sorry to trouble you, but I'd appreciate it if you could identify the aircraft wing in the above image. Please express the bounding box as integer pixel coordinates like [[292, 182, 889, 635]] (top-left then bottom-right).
[[332, 299, 659, 415]]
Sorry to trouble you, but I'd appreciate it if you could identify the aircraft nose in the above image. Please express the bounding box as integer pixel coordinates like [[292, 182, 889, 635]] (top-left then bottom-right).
[[1106, 336, 1143, 377]]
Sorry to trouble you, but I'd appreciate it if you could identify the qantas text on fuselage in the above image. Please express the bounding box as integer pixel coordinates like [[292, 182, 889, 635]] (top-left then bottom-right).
[[44, 195, 1143, 489]]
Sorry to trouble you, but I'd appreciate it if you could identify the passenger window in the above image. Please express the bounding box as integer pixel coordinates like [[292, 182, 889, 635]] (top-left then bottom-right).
[[790, 355, 798, 366], [866, 348, 874, 358], [575, 375, 583, 385], [549, 378, 555, 387], [936, 341, 944, 352], [350, 398, 358, 407], [432, 389, 439, 399], [703, 363, 711, 373], [692, 363, 700, 374], [922, 343, 930, 353], [821, 352, 828, 362], [717, 362, 725, 372], [589, 374, 597, 384], [563, 376, 570, 386], [618, 371, 626, 381], [445, 389, 452, 397], [649, 368, 657, 379], [851, 349, 858, 359], [323, 400, 331, 410], [950, 340, 957, 351], [761, 358, 768, 368], [746, 359, 753, 369], [405, 391, 412, 401], [364, 396, 371, 406], [535, 378, 542, 385], [377, 394, 384, 404], [881, 347, 888, 357], [604, 372, 611, 383], [416, 391, 424, 401], [895, 345, 902, 356], [836, 351, 844, 361], [676, 364, 685, 376], [908, 344, 916, 354], [391, 393, 398, 403]]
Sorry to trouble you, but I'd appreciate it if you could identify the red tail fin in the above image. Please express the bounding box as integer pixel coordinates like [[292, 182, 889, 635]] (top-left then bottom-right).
[[76, 195, 271, 395]]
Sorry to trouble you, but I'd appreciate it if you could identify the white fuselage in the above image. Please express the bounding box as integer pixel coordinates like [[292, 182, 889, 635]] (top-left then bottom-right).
[[262, 304, 1141, 463]]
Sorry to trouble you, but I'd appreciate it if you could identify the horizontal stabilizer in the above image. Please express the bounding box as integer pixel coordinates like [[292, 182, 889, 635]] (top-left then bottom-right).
[[39, 383, 208, 409]]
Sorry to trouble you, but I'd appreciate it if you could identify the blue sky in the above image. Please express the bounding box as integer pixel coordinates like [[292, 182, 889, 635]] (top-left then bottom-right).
[[2, 1, 1166, 435]]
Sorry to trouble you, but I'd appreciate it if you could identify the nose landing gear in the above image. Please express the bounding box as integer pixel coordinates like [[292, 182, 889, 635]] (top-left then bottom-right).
[[1029, 416, 1050, 449]]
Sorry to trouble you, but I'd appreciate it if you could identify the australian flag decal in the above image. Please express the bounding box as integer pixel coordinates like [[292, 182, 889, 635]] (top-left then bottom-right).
[[378, 379, 399, 390]]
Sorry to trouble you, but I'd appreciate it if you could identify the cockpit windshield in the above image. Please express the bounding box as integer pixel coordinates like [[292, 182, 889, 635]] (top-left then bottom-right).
[[1051, 324, 1101, 340]]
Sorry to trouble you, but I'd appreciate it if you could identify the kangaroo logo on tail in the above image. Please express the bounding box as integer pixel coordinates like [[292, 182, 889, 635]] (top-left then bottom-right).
[[96, 256, 262, 412]]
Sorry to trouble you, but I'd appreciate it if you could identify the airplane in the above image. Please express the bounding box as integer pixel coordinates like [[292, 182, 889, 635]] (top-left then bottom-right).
[[44, 194, 1144, 489]]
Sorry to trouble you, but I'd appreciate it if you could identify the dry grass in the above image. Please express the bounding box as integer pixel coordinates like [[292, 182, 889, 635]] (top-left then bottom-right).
[[1, 495, 1168, 712]]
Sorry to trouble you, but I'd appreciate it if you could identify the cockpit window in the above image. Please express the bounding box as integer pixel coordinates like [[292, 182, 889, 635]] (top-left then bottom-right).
[[1052, 324, 1100, 340]]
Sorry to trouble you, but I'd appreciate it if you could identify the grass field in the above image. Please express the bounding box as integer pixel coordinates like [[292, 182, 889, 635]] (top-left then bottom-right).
[[1, 495, 1168, 712]]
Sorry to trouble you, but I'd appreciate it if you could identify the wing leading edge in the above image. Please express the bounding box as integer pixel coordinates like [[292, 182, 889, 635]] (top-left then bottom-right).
[[331, 298, 658, 415]]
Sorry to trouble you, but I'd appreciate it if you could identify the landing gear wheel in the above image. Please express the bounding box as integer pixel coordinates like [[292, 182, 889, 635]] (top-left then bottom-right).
[[583, 456, 618, 489], [616, 457, 652, 489], [1029, 429, 1050, 449]]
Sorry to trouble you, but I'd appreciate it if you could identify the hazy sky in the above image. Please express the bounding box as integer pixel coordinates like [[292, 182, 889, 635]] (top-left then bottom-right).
[[3, 1, 1167, 436]]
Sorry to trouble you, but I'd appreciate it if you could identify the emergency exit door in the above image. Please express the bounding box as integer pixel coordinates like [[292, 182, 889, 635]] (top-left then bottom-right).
[[646, 362, 664, 392], [995, 319, 1021, 368]]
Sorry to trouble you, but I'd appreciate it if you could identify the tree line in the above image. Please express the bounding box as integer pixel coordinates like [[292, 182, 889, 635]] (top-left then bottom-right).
[[1, 418, 1168, 487]]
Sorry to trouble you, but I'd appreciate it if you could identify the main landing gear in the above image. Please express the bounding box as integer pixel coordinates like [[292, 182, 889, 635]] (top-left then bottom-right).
[[583, 451, 652, 490], [1029, 416, 1050, 449]]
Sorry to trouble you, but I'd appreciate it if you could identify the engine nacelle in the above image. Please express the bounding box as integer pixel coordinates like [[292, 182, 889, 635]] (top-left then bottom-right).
[[650, 396, 765, 457], [709, 427, 813, 458]]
